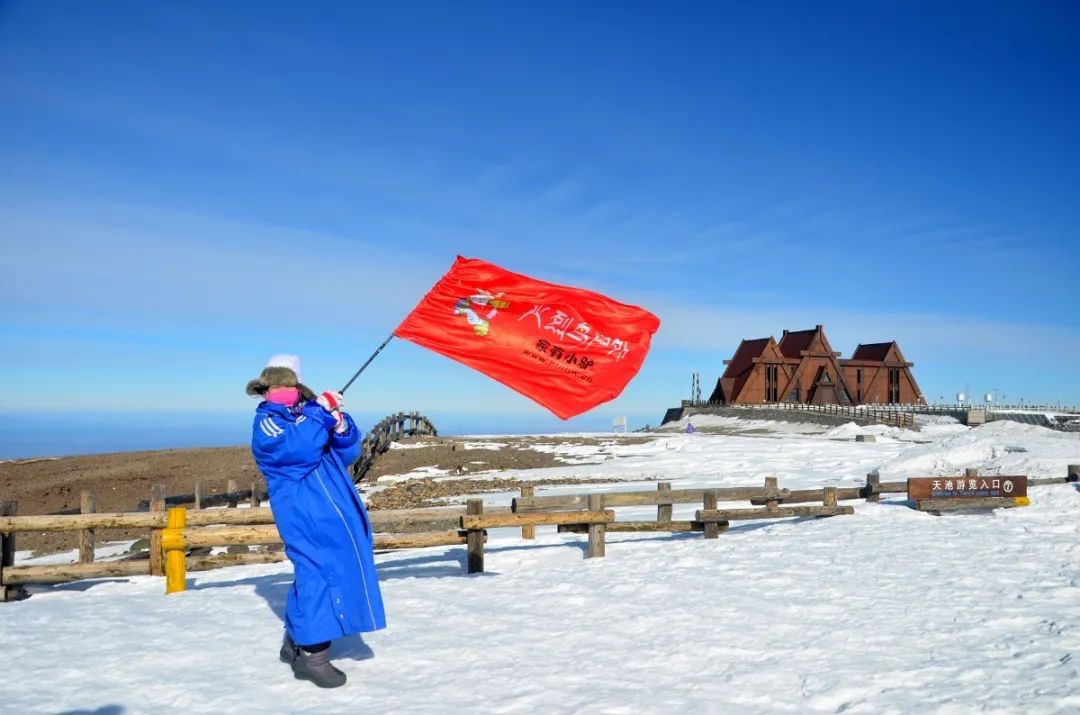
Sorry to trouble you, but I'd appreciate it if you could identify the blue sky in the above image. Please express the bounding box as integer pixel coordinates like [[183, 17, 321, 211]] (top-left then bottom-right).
[[2, 1, 1079, 439]]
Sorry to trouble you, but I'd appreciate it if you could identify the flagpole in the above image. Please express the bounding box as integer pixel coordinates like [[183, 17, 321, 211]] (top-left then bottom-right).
[[340, 333, 396, 394]]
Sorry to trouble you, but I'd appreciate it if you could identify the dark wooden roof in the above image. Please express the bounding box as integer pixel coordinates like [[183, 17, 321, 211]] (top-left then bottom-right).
[[724, 338, 770, 377], [851, 342, 894, 361], [777, 329, 816, 358]]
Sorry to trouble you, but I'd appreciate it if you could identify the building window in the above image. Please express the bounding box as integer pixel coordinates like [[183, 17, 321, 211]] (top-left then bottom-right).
[[857, 369, 862, 384], [765, 365, 779, 402], [888, 368, 900, 404]]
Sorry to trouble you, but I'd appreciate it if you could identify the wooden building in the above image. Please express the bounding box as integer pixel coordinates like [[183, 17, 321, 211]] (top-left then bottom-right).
[[708, 325, 924, 406]]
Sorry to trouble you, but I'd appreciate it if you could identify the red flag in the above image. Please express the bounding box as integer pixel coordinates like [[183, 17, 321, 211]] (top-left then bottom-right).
[[394, 256, 660, 419]]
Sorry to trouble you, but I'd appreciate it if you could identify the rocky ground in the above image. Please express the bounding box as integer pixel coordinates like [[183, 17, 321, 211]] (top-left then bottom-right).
[[0, 434, 654, 554]]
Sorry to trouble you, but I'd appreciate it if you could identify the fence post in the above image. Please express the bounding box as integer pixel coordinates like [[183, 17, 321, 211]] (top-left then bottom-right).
[[519, 486, 535, 540], [149, 484, 166, 577], [227, 479, 238, 508], [656, 482, 673, 523], [250, 481, 261, 508], [823, 487, 838, 509], [864, 472, 881, 503], [78, 491, 96, 564], [466, 499, 484, 574], [586, 494, 606, 559], [763, 477, 780, 511], [0, 501, 18, 602], [194, 480, 205, 510], [163, 507, 187, 594], [703, 490, 719, 539], [1068, 464, 1080, 483]]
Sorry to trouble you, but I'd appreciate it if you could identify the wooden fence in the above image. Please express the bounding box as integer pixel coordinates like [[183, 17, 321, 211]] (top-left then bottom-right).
[[1, 465, 1077, 599], [0, 498, 501, 599]]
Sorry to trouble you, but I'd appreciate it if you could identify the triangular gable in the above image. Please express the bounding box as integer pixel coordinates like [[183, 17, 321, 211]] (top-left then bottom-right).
[[884, 342, 910, 365], [711, 337, 768, 402], [711, 337, 786, 403], [807, 365, 844, 405], [779, 325, 835, 359], [807, 326, 836, 356], [775, 325, 854, 405], [719, 338, 770, 379]]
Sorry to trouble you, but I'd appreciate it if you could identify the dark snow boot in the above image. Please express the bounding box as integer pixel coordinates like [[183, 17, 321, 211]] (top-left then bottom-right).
[[293, 648, 347, 688], [282, 637, 346, 688], [280, 632, 299, 664], [280, 633, 347, 688]]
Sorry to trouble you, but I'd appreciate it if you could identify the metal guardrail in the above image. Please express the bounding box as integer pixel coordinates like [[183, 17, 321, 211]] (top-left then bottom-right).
[[353, 412, 438, 483], [681, 400, 1080, 416], [680, 401, 915, 427]]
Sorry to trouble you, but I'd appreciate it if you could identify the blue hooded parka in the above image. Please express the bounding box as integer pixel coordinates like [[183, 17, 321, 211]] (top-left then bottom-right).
[[251, 401, 386, 646]]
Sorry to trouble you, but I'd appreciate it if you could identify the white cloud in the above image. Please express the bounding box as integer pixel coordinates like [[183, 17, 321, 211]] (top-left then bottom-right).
[[1, 199, 451, 330]]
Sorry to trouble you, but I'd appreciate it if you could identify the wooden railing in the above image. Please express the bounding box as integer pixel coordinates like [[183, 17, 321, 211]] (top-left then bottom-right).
[[1, 465, 1077, 599], [0, 490, 510, 600]]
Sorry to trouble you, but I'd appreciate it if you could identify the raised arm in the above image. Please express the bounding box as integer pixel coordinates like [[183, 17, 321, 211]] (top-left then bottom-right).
[[252, 404, 339, 476], [329, 413, 362, 467]]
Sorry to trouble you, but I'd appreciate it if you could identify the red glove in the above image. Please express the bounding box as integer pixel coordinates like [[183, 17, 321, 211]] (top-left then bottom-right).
[[317, 391, 344, 412], [317, 391, 349, 433]]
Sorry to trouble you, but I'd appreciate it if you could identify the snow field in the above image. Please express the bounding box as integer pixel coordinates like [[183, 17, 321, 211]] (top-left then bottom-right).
[[2, 420, 1078, 713]]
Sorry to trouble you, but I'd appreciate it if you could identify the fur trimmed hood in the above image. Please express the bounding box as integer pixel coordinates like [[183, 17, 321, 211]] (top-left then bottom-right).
[[246, 365, 316, 401]]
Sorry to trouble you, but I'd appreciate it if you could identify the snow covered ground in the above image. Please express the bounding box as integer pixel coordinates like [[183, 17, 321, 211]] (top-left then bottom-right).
[[3, 420, 1079, 714]]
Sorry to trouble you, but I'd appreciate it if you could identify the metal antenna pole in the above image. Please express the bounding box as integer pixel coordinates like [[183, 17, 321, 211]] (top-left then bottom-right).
[[340, 334, 396, 394]]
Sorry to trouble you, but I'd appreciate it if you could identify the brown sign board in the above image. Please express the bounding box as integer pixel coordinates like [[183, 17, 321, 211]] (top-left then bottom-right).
[[908, 476, 1027, 501]]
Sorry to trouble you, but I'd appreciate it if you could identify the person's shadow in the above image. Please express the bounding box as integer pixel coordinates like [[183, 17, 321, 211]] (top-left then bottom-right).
[[193, 571, 388, 660]]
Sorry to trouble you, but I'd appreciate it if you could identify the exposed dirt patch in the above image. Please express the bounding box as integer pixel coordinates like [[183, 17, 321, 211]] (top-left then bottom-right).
[[365, 476, 619, 511], [1, 447, 261, 555], [0, 434, 658, 555], [0, 448, 259, 514], [364, 435, 652, 480]]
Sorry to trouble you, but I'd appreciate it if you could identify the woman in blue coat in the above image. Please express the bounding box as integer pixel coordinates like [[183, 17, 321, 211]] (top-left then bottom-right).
[[247, 354, 386, 688]]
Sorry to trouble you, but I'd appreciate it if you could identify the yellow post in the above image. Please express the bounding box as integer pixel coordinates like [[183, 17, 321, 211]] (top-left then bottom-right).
[[162, 507, 187, 594]]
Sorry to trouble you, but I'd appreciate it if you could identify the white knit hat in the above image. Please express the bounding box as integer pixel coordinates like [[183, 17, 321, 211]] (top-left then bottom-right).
[[266, 354, 304, 382]]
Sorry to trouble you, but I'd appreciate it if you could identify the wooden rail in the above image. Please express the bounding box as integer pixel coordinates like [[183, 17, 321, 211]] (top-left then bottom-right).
[[2, 465, 1076, 596], [512, 474, 906, 512], [459, 496, 615, 573], [513, 484, 792, 511], [461, 510, 615, 530], [697, 504, 854, 521], [0, 504, 513, 534], [157, 506, 476, 594], [0, 478, 491, 594]]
